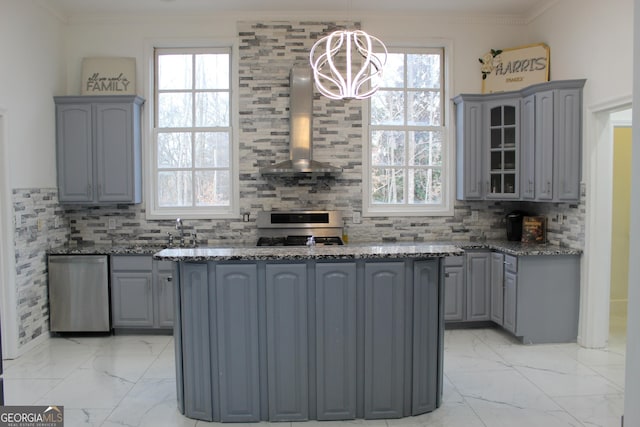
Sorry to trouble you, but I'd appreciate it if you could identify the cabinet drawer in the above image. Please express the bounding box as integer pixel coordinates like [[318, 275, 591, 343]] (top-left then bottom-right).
[[504, 255, 517, 273], [443, 256, 464, 267], [111, 255, 153, 271], [156, 260, 174, 271]]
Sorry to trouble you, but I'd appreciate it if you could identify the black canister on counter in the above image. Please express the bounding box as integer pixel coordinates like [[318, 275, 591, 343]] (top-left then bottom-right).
[[505, 211, 526, 241]]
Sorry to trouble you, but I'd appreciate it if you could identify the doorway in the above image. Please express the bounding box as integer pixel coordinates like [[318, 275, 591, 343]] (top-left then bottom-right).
[[610, 115, 632, 346]]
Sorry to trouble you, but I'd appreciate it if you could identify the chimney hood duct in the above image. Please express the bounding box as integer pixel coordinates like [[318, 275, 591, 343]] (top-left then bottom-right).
[[260, 66, 342, 175]]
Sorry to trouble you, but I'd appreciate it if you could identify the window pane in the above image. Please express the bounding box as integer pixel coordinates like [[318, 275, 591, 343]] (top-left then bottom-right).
[[407, 54, 440, 88], [158, 54, 192, 90], [196, 54, 229, 89], [195, 132, 230, 167], [410, 168, 442, 203], [409, 131, 442, 166], [372, 168, 404, 204], [158, 132, 192, 168], [196, 170, 230, 206], [158, 171, 192, 207], [408, 90, 441, 126], [196, 92, 230, 127], [371, 90, 404, 125], [371, 131, 405, 166], [373, 53, 404, 88], [158, 93, 192, 127]]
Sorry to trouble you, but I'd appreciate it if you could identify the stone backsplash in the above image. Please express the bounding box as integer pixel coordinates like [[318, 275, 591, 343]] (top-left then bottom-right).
[[12, 188, 69, 347]]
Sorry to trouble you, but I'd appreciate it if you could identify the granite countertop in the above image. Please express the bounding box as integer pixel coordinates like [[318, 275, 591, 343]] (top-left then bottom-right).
[[47, 240, 582, 260], [153, 243, 465, 261], [47, 243, 170, 256]]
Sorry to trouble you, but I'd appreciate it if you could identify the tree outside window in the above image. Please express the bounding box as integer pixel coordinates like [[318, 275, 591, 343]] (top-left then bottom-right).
[[368, 49, 445, 212], [154, 48, 232, 212]]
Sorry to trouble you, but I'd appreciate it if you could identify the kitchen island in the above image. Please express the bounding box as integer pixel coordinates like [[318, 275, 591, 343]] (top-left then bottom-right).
[[154, 243, 462, 423]]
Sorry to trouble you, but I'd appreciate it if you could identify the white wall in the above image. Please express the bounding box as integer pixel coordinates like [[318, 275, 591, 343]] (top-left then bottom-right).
[[61, 12, 532, 98], [626, 1, 640, 423], [0, 1, 64, 188], [528, 0, 633, 106]]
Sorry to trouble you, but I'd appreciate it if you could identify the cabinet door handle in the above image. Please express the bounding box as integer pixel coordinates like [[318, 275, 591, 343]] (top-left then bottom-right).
[[167, 276, 173, 282], [547, 181, 551, 193], [445, 273, 450, 278]]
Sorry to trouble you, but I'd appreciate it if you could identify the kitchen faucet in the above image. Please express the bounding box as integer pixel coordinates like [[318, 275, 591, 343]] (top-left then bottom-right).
[[176, 218, 185, 247]]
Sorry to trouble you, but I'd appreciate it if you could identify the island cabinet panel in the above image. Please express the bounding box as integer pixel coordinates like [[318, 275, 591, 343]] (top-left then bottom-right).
[[180, 263, 213, 421], [216, 264, 260, 422], [412, 260, 440, 415], [315, 263, 357, 421], [173, 257, 445, 423], [265, 264, 309, 421], [363, 262, 405, 419]]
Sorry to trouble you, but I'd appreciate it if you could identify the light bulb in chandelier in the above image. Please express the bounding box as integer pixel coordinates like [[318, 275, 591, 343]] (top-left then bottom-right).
[[309, 29, 387, 100]]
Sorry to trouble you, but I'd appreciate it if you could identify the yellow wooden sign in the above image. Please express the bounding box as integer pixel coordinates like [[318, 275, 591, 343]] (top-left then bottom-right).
[[480, 43, 550, 93]]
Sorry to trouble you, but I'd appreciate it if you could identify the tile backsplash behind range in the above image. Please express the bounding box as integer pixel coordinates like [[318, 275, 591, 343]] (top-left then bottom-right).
[[13, 188, 69, 347]]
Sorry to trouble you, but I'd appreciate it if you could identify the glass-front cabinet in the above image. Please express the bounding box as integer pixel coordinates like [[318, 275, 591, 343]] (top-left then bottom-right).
[[454, 79, 585, 202], [485, 100, 519, 198]]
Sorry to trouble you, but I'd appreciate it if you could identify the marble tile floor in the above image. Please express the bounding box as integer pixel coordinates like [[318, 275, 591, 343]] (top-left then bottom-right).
[[2, 327, 626, 427]]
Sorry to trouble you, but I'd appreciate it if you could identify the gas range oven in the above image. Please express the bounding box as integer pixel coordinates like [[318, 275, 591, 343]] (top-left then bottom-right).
[[256, 211, 344, 247]]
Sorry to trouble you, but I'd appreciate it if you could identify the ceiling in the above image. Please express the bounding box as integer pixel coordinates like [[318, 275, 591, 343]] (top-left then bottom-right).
[[41, 0, 558, 20]]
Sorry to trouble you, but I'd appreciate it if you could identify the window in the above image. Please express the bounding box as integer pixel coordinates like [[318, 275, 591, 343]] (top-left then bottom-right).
[[150, 47, 235, 219], [364, 48, 449, 216]]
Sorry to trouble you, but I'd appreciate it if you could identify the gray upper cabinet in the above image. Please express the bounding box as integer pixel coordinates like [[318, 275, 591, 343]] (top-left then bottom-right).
[[454, 79, 585, 202], [520, 94, 536, 200], [55, 95, 144, 204], [454, 99, 484, 199], [485, 99, 520, 199], [534, 90, 555, 200], [533, 86, 584, 201]]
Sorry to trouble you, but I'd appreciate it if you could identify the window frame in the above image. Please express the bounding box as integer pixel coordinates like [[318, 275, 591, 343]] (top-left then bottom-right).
[[145, 42, 239, 220], [363, 44, 454, 217]]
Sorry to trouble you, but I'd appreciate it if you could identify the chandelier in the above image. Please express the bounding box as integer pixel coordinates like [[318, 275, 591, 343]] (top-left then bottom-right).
[[309, 29, 387, 100]]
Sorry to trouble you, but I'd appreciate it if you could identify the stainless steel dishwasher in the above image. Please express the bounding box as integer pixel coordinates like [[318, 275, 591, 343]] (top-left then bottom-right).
[[48, 255, 110, 332]]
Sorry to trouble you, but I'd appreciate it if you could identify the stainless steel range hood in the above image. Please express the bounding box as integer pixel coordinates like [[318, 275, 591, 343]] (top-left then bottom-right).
[[260, 66, 342, 175]]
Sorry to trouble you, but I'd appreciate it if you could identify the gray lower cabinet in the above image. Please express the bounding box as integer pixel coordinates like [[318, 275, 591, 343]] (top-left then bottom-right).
[[483, 252, 579, 343], [443, 256, 464, 321], [176, 259, 442, 422], [315, 263, 357, 421], [265, 264, 309, 421], [465, 251, 491, 321], [110, 255, 173, 330], [503, 257, 518, 335], [364, 262, 405, 419], [55, 95, 143, 204], [490, 252, 505, 325]]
